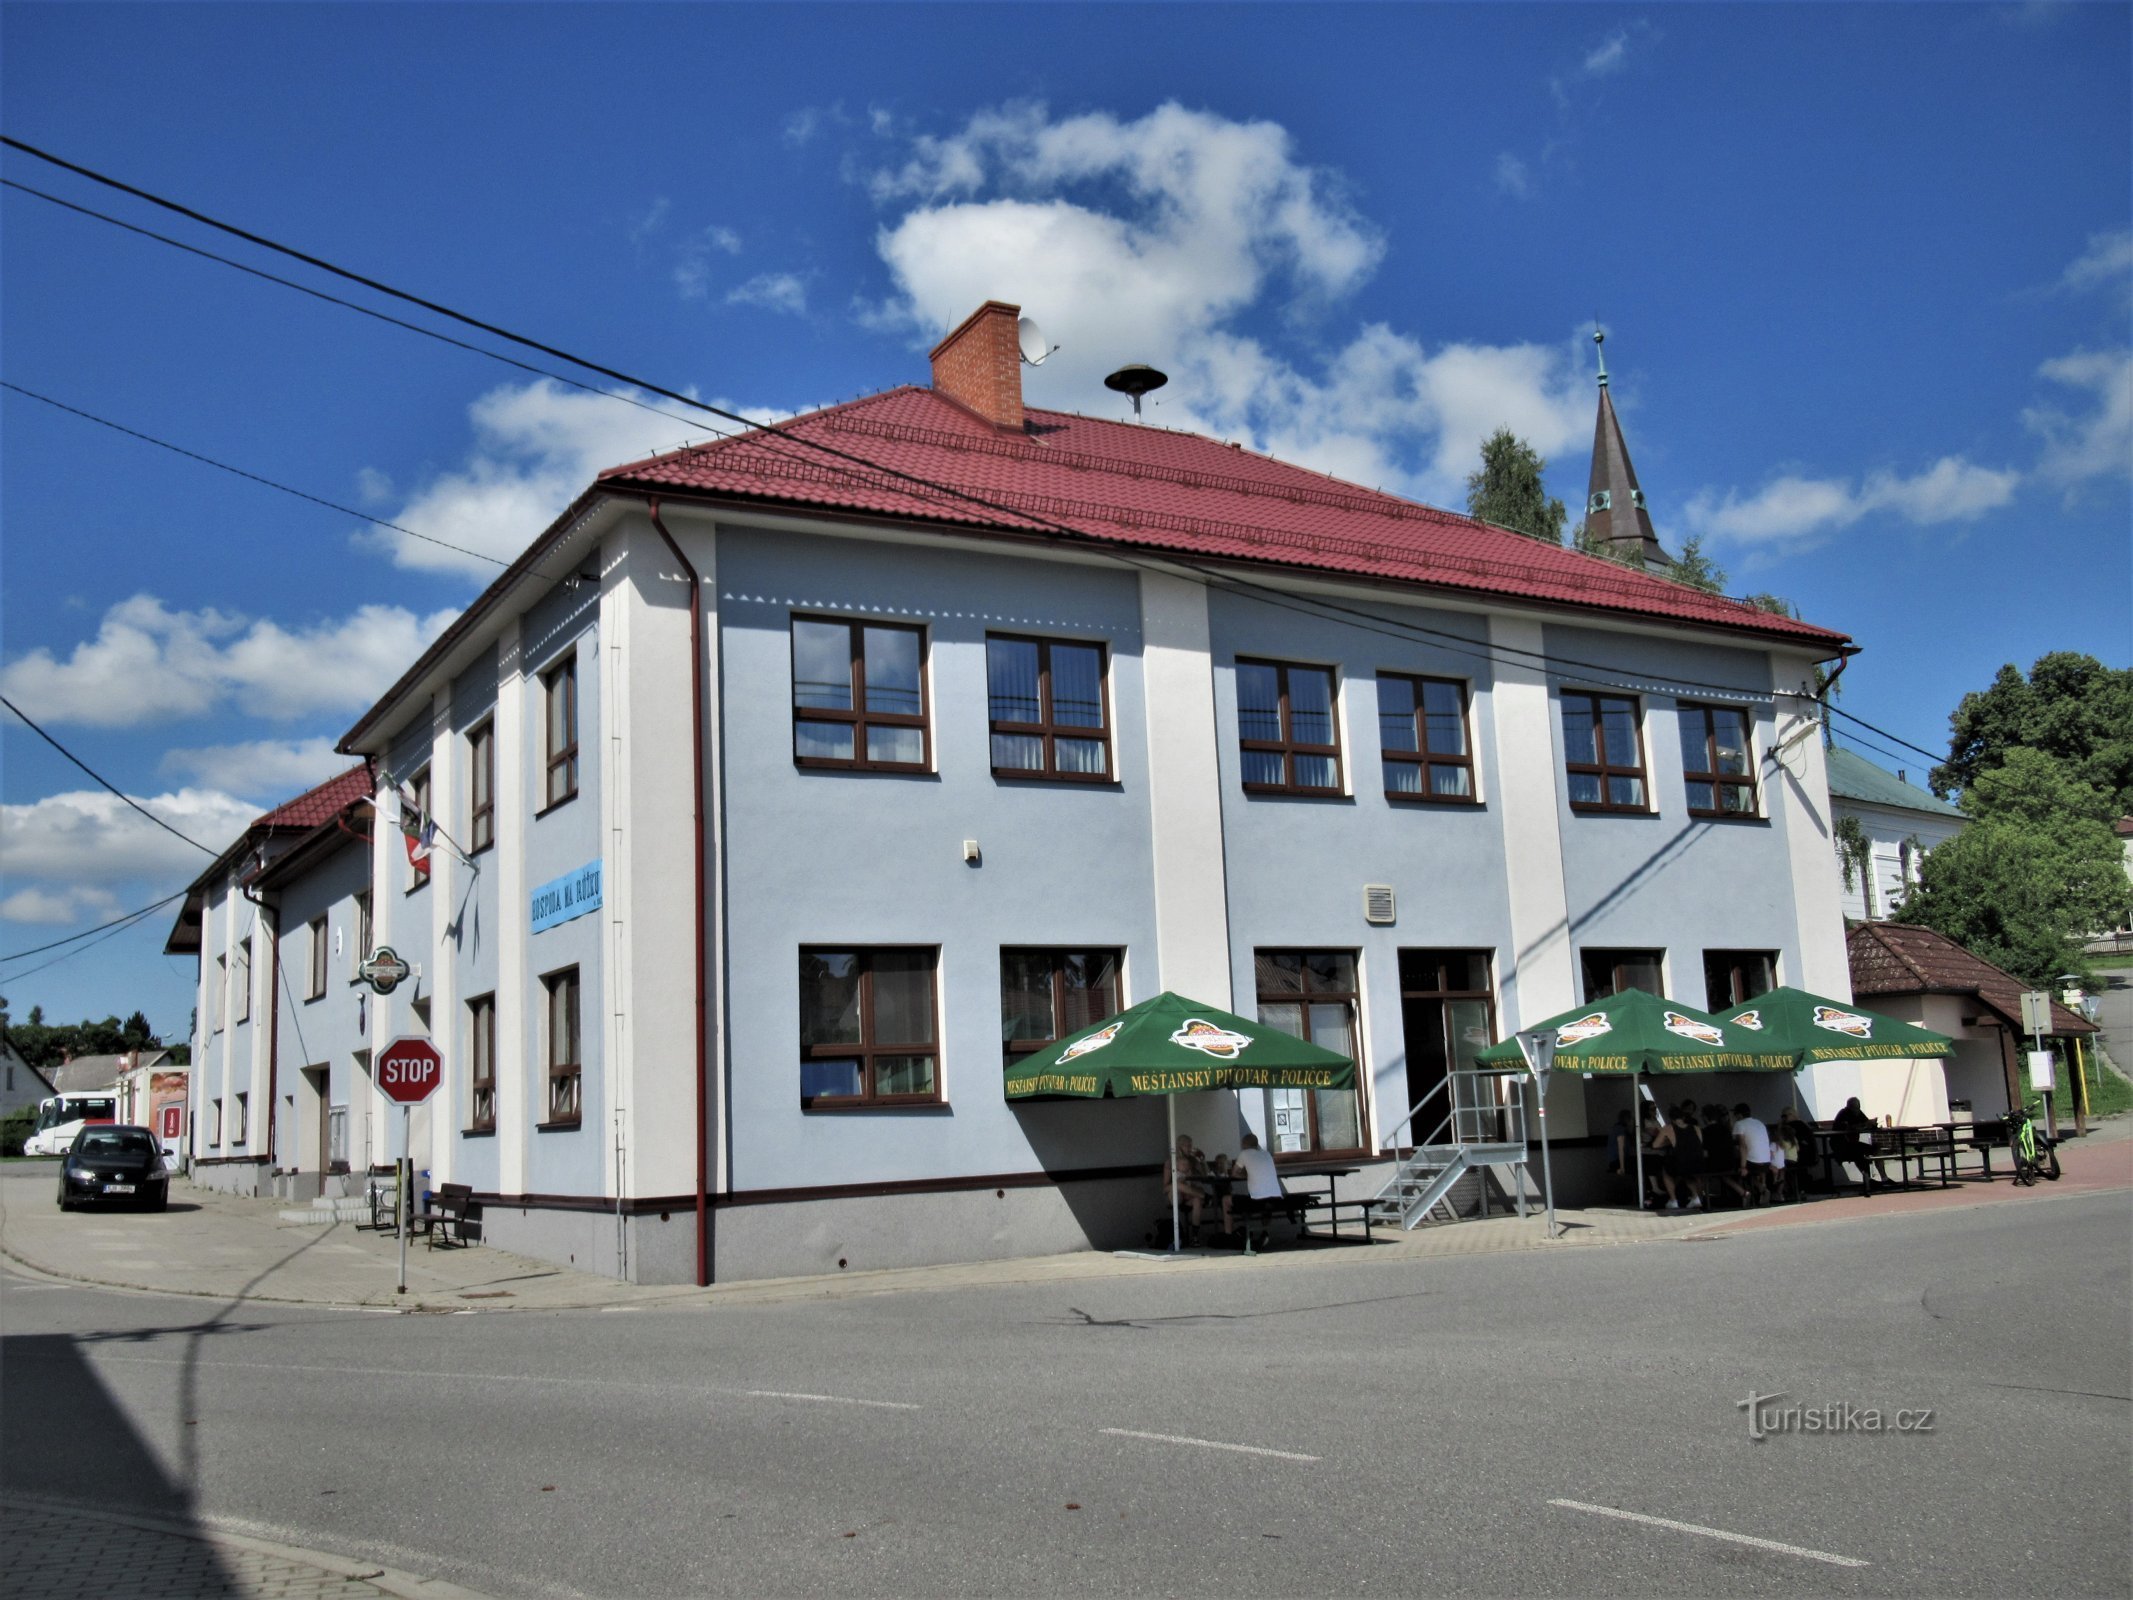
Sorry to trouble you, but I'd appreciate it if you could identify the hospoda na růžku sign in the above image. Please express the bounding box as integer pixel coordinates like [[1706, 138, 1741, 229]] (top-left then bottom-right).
[[531, 860, 602, 933]]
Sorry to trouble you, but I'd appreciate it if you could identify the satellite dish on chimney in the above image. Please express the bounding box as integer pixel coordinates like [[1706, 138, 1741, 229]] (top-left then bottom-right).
[[1104, 363, 1168, 420], [1017, 317, 1056, 367]]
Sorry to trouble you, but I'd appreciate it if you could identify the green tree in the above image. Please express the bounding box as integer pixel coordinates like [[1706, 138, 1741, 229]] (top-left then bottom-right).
[[1931, 653, 2133, 813], [1895, 749, 2133, 984], [1466, 429, 1567, 545], [1666, 535, 1727, 595]]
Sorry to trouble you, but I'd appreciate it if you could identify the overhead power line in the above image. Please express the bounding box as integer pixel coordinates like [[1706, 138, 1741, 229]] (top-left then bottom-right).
[[0, 895, 182, 982], [0, 888, 188, 966], [1, 693, 218, 855], [2, 133, 1896, 718], [1, 381, 515, 571], [1823, 703, 1944, 768]]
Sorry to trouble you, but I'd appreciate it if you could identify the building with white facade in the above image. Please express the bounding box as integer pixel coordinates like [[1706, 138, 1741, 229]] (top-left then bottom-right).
[[174, 301, 1860, 1283], [1826, 745, 1967, 921]]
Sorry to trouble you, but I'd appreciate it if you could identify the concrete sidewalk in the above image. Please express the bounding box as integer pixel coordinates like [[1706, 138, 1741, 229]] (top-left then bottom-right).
[[5, 1117, 2127, 1314], [0, 1494, 490, 1600]]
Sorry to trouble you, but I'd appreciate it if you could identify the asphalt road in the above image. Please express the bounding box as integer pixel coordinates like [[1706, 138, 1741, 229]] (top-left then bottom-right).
[[4, 1193, 2128, 1599]]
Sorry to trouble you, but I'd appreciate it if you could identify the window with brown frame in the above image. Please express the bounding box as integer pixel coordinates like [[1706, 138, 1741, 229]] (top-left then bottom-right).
[[1378, 674, 1477, 802], [1237, 659, 1342, 795], [1581, 948, 1666, 1002], [231, 1092, 248, 1145], [543, 967, 581, 1125], [1255, 950, 1365, 1157], [213, 955, 227, 1032], [210, 1098, 223, 1146], [468, 718, 496, 852], [987, 635, 1111, 780], [233, 937, 252, 1023], [351, 891, 372, 979], [306, 917, 327, 1001], [1562, 691, 1649, 812], [791, 617, 928, 771], [543, 658, 578, 810], [799, 947, 940, 1107], [406, 766, 432, 889], [1678, 702, 1758, 818], [467, 993, 497, 1133], [1703, 950, 1777, 1011], [1000, 948, 1123, 1058]]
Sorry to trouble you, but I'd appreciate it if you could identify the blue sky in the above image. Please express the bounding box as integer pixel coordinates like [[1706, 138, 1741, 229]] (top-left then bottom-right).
[[3, 2, 2127, 1041]]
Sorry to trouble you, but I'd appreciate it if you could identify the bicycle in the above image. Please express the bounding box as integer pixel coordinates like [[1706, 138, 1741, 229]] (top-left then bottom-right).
[[2006, 1105, 2061, 1186]]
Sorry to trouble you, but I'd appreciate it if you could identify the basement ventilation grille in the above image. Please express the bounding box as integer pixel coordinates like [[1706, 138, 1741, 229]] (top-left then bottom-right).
[[1363, 884, 1396, 925]]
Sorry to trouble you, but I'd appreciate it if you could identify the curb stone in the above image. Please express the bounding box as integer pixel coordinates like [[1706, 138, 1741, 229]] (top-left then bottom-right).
[[0, 1493, 496, 1600]]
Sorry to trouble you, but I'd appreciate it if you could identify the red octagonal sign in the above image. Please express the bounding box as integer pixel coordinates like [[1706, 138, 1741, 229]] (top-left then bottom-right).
[[377, 1036, 444, 1105]]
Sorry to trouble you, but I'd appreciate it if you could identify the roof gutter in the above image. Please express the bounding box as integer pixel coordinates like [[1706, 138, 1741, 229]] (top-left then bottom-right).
[[646, 498, 713, 1287]]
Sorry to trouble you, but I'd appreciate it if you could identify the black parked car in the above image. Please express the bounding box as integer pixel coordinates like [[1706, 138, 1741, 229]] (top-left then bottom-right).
[[58, 1124, 170, 1212]]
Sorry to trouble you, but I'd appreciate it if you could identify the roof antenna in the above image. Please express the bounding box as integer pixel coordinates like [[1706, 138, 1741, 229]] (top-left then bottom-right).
[[1104, 363, 1169, 421], [1593, 321, 1608, 389]]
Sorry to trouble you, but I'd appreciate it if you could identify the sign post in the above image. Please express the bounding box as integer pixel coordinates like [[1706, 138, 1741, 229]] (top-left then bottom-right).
[[1515, 1029, 1559, 1239], [376, 1036, 444, 1295], [2019, 990, 2057, 1141]]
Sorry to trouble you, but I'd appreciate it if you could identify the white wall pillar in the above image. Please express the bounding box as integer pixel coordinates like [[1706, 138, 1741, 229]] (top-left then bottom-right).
[[1138, 569, 1233, 1004], [494, 616, 530, 1199], [1769, 657, 1852, 999], [426, 690, 456, 1176]]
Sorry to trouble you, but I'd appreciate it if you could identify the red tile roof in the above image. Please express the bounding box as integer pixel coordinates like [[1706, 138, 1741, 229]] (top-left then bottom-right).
[[602, 387, 1848, 648], [1848, 923, 2095, 1035], [255, 763, 372, 831]]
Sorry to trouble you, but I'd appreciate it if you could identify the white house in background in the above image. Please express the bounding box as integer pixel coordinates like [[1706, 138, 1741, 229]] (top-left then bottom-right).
[[1826, 746, 1967, 920]]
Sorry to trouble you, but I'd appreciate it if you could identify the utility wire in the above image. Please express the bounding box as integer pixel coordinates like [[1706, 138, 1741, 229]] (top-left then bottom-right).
[[1, 176, 747, 449], [1, 693, 218, 855], [2, 381, 515, 571], [0, 896, 178, 982], [2, 134, 1902, 719], [0, 888, 189, 964], [1823, 703, 1944, 767]]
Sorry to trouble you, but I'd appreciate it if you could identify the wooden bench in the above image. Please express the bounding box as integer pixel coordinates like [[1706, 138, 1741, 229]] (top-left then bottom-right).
[[421, 1182, 479, 1248]]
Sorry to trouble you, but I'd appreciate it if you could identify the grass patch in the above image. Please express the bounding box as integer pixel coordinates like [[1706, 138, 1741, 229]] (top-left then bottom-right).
[[2019, 1044, 2133, 1122]]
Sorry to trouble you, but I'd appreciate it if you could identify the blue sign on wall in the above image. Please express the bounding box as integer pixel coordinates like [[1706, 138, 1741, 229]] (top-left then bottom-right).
[[531, 860, 602, 934]]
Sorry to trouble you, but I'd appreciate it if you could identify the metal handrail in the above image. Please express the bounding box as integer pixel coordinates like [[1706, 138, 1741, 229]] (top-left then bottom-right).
[[1381, 1068, 1529, 1155]]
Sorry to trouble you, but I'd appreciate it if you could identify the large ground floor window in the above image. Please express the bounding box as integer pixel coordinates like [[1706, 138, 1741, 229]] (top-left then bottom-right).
[[1395, 950, 1496, 1144], [1000, 948, 1122, 1058], [1255, 949, 1364, 1157], [1703, 949, 1777, 1011], [1581, 948, 1665, 1002], [800, 947, 941, 1108]]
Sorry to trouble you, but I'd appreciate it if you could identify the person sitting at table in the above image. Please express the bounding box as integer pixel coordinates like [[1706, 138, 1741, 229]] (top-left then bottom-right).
[[1655, 1100, 1704, 1211], [1233, 1131, 1286, 1244], [1202, 1152, 1238, 1234], [1765, 1123, 1792, 1203], [1164, 1134, 1215, 1241], [1704, 1103, 1747, 1208], [1733, 1103, 1773, 1206], [1605, 1109, 1634, 1182], [1778, 1108, 1821, 1188], [1831, 1096, 1877, 1194]]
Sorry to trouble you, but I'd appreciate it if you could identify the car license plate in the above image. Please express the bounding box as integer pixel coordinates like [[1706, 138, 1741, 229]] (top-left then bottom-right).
[[101, 1183, 135, 1194]]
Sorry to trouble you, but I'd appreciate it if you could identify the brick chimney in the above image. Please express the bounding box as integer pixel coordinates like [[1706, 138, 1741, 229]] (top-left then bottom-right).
[[928, 301, 1025, 431]]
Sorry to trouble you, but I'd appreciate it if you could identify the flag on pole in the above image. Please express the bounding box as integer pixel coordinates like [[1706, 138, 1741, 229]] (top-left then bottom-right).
[[398, 786, 433, 871]]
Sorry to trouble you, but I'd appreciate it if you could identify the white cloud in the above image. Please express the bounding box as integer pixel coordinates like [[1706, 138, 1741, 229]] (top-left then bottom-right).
[[359, 381, 739, 576], [2056, 228, 2133, 295], [2025, 348, 2133, 485], [1494, 152, 1531, 198], [0, 787, 259, 918], [864, 102, 1588, 507], [354, 466, 394, 506], [159, 736, 350, 802], [727, 272, 809, 314], [1685, 456, 2020, 547], [628, 196, 671, 244], [0, 885, 119, 926], [0, 595, 459, 727], [674, 224, 743, 300], [1584, 31, 1630, 75]]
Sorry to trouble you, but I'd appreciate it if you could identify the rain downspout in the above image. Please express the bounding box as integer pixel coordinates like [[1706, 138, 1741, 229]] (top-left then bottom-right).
[[646, 498, 712, 1287], [240, 874, 279, 1173]]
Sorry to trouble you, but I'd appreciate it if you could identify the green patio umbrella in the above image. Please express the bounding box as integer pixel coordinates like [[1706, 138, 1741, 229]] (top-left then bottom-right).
[[1474, 988, 1794, 1213], [1473, 988, 1796, 1075], [1004, 991, 1356, 1253], [1711, 987, 1954, 1066]]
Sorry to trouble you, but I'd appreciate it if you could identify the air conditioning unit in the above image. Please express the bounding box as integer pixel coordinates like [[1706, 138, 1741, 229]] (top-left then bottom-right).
[[1363, 884, 1396, 925]]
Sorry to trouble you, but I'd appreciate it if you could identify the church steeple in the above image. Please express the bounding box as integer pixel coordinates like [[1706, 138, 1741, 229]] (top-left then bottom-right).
[[1583, 328, 1670, 568]]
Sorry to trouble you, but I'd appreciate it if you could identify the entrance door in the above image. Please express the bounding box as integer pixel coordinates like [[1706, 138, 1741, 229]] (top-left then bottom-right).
[[1398, 951, 1496, 1146], [303, 1067, 329, 1175], [352, 1050, 373, 1171]]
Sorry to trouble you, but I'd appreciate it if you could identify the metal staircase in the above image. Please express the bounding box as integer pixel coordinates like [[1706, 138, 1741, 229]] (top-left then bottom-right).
[[1368, 1067, 1533, 1230]]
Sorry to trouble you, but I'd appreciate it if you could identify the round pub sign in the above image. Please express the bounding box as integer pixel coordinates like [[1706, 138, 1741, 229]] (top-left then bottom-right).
[[377, 1036, 444, 1106]]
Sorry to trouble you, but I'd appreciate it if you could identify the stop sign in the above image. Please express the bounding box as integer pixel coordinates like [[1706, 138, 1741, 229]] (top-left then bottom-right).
[[377, 1036, 444, 1105]]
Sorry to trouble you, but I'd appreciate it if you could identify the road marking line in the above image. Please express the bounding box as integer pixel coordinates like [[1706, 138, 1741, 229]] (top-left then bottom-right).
[[1548, 1499, 1869, 1568], [745, 1389, 920, 1411], [1100, 1428, 1319, 1462]]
